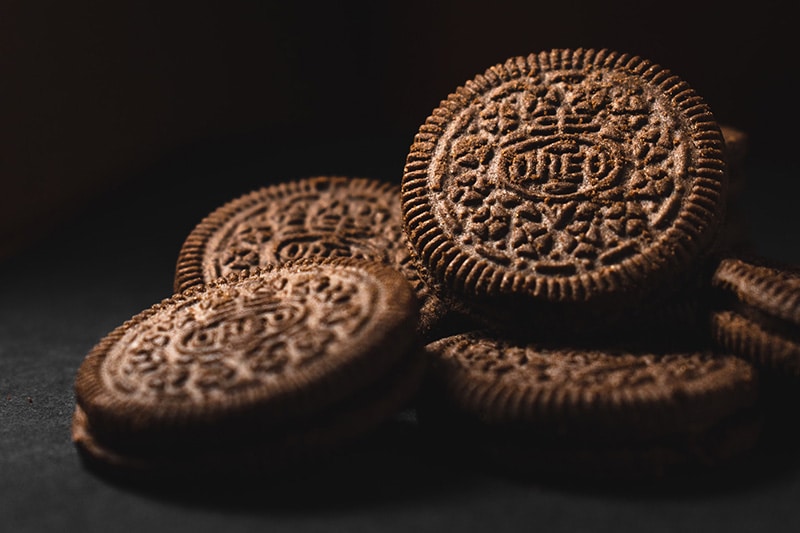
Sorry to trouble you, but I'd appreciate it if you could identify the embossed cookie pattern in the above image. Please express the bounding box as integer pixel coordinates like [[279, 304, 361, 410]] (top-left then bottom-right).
[[175, 177, 438, 327], [102, 269, 378, 405], [432, 69, 689, 275], [439, 336, 742, 395], [205, 180, 400, 279]]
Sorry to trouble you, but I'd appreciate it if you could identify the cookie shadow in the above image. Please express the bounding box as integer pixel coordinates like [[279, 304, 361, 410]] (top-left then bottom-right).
[[504, 426, 800, 501], [82, 413, 487, 514], [496, 381, 800, 500]]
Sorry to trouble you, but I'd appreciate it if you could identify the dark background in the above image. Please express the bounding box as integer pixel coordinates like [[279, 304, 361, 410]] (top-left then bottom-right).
[[2, 1, 800, 532], [1, 0, 798, 263]]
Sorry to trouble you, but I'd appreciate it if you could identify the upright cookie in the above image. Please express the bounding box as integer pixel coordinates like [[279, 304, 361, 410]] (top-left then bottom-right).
[[402, 48, 727, 320], [711, 256, 800, 378], [174, 176, 445, 334], [73, 258, 423, 477], [419, 332, 760, 479]]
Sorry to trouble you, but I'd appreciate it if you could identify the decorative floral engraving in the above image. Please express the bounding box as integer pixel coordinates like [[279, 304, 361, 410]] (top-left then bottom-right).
[[102, 269, 378, 403], [431, 69, 692, 275], [202, 178, 433, 307], [442, 337, 733, 393], [207, 181, 401, 278]]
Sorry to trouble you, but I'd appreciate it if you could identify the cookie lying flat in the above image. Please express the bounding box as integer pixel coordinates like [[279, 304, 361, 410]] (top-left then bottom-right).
[[711, 256, 800, 379], [174, 175, 445, 335], [419, 332, 760, 479], [73, 258, 423, 478], [72, 350, 425, 480], [402, 48, 727, 328]]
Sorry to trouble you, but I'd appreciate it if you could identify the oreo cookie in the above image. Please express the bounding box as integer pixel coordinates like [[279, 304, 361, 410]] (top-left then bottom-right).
[[401, 48, 727, 331], [419, 332, 760, 480], [73, 258, 424, 479], [174, 176, 446, 335], [711, 256, 800, 379]]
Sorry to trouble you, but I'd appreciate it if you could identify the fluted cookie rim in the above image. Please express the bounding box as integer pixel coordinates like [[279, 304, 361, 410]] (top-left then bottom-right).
[[712, 256, 800, 325], [711, 309, 800, 378]]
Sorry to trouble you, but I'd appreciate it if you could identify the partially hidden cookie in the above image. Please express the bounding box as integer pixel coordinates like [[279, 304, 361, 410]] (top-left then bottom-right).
[[174, 176, 446, 335], [713, 201, 752, 255], [716, 124, 751, 253], [711, 256, 800, 379], [418, 331, 760, 479], [73, 258, 424, 478], [720, 124, 749, 175], [402, 48, 727, 325]]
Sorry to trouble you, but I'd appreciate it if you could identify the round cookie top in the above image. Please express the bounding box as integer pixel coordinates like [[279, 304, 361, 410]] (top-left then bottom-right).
[[424, 332, 756, 441], [174, 175, 441, 332], [75, 258, 418, 441], [712, 256, 800, 325], [402, 48, 726, 305]]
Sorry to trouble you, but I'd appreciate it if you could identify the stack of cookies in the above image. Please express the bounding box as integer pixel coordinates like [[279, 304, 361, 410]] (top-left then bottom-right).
[[73, 258, 426, 479], [400, 48, 775, 480], [72, 48, 798, 482], [72, 175, 441, 479]]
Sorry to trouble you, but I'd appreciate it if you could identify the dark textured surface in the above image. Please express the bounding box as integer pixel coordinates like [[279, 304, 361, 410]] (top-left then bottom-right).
[[2, 131, 800, 531]]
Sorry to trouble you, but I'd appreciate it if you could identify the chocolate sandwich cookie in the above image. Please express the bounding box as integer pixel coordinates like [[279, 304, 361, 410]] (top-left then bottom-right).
[[418, 332, 760, 480], [402, 48, 727, 328], [73, 258, 424, 478], [72, 349, 426, 480], [711, 256, 800, 379], [174, 175, 446, 335]]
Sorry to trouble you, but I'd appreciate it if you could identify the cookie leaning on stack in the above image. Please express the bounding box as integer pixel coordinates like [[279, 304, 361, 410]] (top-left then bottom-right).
[[401, 48, 728, 339]]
